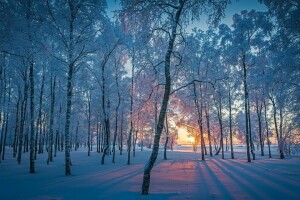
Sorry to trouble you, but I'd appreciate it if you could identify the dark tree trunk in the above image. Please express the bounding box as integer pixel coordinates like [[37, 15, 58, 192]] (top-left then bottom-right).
[[100, 125, 104, 152], [64, 62, 74, 175], [96, 121, 100, 153], [101, 117, 110, 165], [141, 2, 184, 195], [29, 61, 35, 172], [263, 99, 271, 158], [35, 71, 45, 159], [54, 130, 59, 157], [248, 98, 255, 160], [269, 94, 284, 159], [214, 88, 224, 159], [2, 83, 11, 160], [193, 83, 205, 161], [87, 92, 91, 156], [205, 106, 213, 157], [24, 126, 29, 153], [0, 55, 7, 162], [119, 112, 124, 155], [164, 113, 169, 160], [18, 76, 29, 164], [47, 77, 56, 164], [229, 88, 234, 159], [54, 105, 62, 157], [0, 55, 3, 162], [75, 120, 79, 151], [127, 49, 135, 165], [242, 54, 251, 162], [99, 45, 118, 165], [13, 91, 21, 158], [112, 64, 121, 163], [256, 97, 264, 156]]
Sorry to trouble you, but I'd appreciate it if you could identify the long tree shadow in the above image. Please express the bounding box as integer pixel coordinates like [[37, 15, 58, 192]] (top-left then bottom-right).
[[211, 158, 300, 199]]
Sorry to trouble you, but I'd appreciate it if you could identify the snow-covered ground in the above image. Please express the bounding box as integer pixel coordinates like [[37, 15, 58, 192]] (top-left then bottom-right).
[[0, 146, 299, 200]]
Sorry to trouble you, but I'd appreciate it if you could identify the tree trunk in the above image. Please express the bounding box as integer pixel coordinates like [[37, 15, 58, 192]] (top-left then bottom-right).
[[47, 77, 56, 164], [54, 105, 62, 157], [119, 111, 123, 155], [127, 51, 134, 165], [96, 121, 100, 153], [13, 91, 21, 158], [205, 106, 213, 157], [229, 88, 234, 159], [242, 54, 251, 162], [75, 120, 79, 151], [2, 83, 11, 160], [112, 64, 121, 163], [279, 105, 285, 158], [214, 89, 224, 159], [18, 76, 29, 165], [35, 70, 45, 159], [263, 99, 271, 158], [255, 97, 264, 156], [87, 92, 91, 156], [0, 55, 7, 162], [54, 130, 58, 157], [269, 94, 284, 159], [112, 107, 119, 162], [0, 55, 3, 162], [141, 2, 184, 195], [164, 113, 169, 160], [248, 98, 255, 160], [193, 83, 205, 161], [64, 63, 73, 175], [0, 81, 11, 160], [101, 117, 110, 164]]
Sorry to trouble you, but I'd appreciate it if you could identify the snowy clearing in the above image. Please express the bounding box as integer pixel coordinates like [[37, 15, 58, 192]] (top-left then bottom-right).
[[0, 146, 300, 200]]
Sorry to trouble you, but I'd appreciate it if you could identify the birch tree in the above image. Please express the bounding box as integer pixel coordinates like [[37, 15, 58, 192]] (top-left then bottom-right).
[[121, 0, 228, 194], [46, 0, 106, 175]]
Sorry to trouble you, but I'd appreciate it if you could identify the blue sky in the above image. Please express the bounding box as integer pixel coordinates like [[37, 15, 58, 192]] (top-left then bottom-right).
[[222, 0, 268, 24], [190, 0, 268, 31], [106, 0, 268, 30]]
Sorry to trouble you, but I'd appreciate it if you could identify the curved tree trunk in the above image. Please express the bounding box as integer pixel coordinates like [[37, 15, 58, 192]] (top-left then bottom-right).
[[141, 2, 184, 195]]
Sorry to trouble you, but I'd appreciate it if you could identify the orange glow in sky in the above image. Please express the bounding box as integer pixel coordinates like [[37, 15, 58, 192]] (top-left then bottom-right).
[[177, 128, 193, 144]]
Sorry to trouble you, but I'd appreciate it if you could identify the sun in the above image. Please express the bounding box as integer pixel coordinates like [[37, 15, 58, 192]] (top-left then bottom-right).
[[188, 137, 195, 144]]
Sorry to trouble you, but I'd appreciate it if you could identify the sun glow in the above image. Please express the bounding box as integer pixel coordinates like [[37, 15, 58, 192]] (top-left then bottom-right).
[[177, 128, 195, 144], [188, 137, 195, 144]]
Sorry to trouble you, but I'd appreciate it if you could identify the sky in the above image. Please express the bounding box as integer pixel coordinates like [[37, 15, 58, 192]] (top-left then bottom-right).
[[221, 0, 268, 25], [106, 0, 268, 31], [189, 0, 268, 31]]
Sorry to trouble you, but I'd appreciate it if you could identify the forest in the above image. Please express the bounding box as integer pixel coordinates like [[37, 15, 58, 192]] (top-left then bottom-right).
[[0, 0, 299, 197]]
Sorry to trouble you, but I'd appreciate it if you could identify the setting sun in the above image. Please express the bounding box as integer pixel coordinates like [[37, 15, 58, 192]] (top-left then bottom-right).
[[188, 137, 195, 144], [177, 128, 195, 144]]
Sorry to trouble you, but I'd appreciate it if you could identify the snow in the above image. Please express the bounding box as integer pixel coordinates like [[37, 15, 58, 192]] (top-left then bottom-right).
[[0, 146, 300, 200]]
